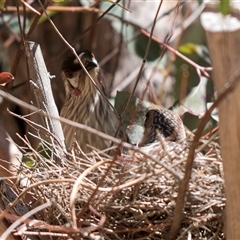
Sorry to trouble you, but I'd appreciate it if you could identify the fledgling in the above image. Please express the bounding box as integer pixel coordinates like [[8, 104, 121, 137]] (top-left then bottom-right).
[[138, 108, 186, 147]]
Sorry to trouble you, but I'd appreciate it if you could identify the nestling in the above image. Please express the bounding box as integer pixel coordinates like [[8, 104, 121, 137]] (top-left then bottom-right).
[[139, 108, 186, 147]]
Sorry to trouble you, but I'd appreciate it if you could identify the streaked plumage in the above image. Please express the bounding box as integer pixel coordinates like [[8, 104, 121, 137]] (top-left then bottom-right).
[[138, 108, 202, 166], [60, 50, 118, 152], [139, 108, 186, 147]]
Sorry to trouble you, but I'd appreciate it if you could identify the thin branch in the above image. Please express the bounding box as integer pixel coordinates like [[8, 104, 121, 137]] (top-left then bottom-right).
[[0, 204, 101, 235], [70, 160, 111, 227], [15, 0, 25, 41], [0, 201, 51, 240], [11, 0, 48, 76], [20, 0, 41, 15], [71, 0, 122, 45], [117, 0, 164, 136], [170, 2, 206, 43], [141, 29, 212, 79]]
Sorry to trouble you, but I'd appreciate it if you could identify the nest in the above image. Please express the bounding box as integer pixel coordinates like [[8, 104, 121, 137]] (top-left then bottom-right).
[[2, 129, 224, 240]]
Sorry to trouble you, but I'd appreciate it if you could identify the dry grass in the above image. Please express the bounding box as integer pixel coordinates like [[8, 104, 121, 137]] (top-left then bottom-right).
[[2, 127, 224, 240]]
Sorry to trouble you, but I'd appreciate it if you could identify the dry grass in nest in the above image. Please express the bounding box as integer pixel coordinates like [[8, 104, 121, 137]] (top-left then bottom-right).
[[3, 130, 224, 240]]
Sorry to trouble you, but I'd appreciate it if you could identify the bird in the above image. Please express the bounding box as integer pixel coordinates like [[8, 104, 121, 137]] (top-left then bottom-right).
[[138, 108, 186, 147], [60, 50, 186, 154], [137, 108, 203, 168], [60, 50, 119, 152]]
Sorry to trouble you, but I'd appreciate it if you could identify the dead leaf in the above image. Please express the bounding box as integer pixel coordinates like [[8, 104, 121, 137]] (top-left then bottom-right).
[[0, 72, 14, 86]]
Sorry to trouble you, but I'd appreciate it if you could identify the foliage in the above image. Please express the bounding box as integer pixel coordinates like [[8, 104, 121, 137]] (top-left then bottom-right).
[[219, 0, 230, 16]]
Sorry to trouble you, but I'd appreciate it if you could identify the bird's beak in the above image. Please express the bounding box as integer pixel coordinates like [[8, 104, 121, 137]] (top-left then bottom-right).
[[86, 59, 98, 71]]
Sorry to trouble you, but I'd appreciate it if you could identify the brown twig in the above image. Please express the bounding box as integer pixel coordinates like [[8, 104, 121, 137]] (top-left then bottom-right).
[[0, 201, 51, 240], [0, 204, 105, 236], [70, 160, 111, 227], [11, 0, 48, 76], [141, 29, 212, 79], [117, 0, 164, 137], [19, 0, 41, 15]]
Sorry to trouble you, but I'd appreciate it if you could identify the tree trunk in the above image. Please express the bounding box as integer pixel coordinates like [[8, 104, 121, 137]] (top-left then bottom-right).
[[201, 4, 240, 239]]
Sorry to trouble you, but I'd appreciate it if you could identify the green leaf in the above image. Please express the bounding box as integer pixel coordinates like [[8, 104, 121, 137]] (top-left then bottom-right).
[[178, 43, 211, 64], [22, 154, 36, 168], [207, 102, 219, 122], [36, 142, 52, 159], [219, 0, 230, 16], [178, 43, 197, 55], [174, 76, 208, 117], [0, 0, 4, 10], [182, 76, 207, 116], [133, 34, 160, 61]]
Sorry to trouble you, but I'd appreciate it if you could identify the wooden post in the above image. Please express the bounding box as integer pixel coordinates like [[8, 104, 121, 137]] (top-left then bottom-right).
[[25, 41, 65, 149], [201, 5, 240, 238]]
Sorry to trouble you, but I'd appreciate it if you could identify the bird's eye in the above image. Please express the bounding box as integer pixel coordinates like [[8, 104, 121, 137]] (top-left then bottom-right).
[[65, 71, 73, 78]]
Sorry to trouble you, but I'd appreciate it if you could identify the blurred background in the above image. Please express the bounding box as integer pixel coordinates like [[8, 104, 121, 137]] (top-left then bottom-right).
[[0, 0, 215, 148]]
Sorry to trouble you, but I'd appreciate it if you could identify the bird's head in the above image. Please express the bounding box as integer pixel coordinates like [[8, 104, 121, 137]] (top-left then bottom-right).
[[139, 108, 186, 146], [61, 50, 104, 97]]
